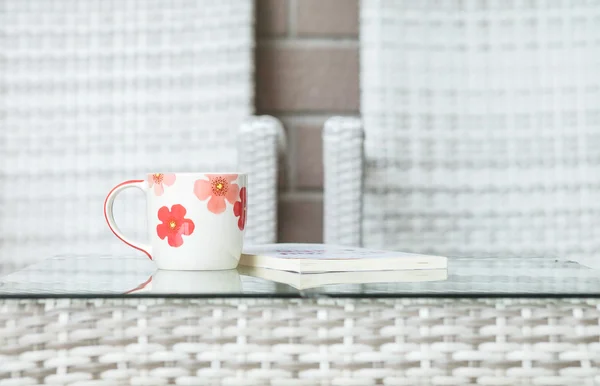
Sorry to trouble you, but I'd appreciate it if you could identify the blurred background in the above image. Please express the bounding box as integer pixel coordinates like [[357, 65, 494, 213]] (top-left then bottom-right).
[[0, 0, 355, 272], [2, 0, 600, 272], [256, 0, 359, 243]]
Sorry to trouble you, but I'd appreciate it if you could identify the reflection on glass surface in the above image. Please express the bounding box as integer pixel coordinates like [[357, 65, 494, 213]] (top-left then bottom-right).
[[127, 269, 243, 294], [2, 255, 600, 296], [237, 265, 448, 290]]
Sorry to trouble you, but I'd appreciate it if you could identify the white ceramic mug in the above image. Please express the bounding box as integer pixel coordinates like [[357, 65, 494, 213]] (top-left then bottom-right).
[[104, 172, 247, 270]]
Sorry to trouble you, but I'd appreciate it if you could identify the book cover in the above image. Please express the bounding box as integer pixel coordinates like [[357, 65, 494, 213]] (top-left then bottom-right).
[[240, 243, 447, 273]]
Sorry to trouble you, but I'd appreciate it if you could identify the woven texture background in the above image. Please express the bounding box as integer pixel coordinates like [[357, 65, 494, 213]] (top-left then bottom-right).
[[325, 0, 600, 261], [238, 116, 286, 246], [323, 117, 364, 248], [0, 0, 265, 272], [2, 298, 600, 385]]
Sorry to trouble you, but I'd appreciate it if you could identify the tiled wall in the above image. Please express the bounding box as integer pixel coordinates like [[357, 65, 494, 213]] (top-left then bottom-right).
[[255, 0, 360, 242]]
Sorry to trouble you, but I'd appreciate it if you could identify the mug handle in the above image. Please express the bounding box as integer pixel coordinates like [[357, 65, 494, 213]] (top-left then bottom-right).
[[103, 179, 152, 260]]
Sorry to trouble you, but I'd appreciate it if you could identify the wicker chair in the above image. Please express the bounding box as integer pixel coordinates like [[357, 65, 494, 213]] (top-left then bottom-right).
[[324, 0, 600, 265], [319, 4, 600, 382], [0, 0, 283, 275]]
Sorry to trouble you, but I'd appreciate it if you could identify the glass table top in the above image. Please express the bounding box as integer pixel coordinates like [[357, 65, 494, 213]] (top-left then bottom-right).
[[2, 255, 600, 297]]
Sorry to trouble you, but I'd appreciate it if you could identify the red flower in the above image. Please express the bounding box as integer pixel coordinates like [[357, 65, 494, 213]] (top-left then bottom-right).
[[156, 204, 195, 247], [233, 187, 247, 231], [148, 173, 176, 196], [193, 174, 240, 214]]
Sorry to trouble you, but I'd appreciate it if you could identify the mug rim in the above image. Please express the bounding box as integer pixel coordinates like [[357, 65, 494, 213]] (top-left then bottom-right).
[[147, 172, 247, 175]]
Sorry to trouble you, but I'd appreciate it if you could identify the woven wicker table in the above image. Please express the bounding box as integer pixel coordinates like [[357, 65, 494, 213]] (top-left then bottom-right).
[[2, 256, 600, 385]]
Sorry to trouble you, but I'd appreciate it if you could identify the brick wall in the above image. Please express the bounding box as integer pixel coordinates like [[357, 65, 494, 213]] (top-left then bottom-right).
[[255, 0, 359, 242]]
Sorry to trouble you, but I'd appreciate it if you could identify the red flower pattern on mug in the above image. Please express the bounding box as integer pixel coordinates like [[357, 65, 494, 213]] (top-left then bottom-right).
[[193, 174, 239, 214], [233, 187, 247, 231], [148, 173, 176, 196], [156, 204, 195, 247]]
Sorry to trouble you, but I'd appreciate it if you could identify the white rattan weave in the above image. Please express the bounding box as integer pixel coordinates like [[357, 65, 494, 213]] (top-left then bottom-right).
[[323, 117, 364, 248], [238, 116, 286, 246], [0, 0, 281, 274], [324, 0, 600, 263], [1, 298, 600, 385]]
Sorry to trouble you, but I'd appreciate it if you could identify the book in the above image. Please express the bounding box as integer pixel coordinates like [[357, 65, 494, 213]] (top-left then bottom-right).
[[239, 243, 447, 273], [238, 266, 448, 290]]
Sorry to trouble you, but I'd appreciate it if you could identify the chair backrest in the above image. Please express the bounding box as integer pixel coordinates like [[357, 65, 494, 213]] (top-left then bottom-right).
[[360, 0, 600, 260], [0, 0, 254, 271]]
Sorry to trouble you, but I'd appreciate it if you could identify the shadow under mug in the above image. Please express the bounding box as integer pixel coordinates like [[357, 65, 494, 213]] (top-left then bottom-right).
[[104, 172, 248, 270]]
